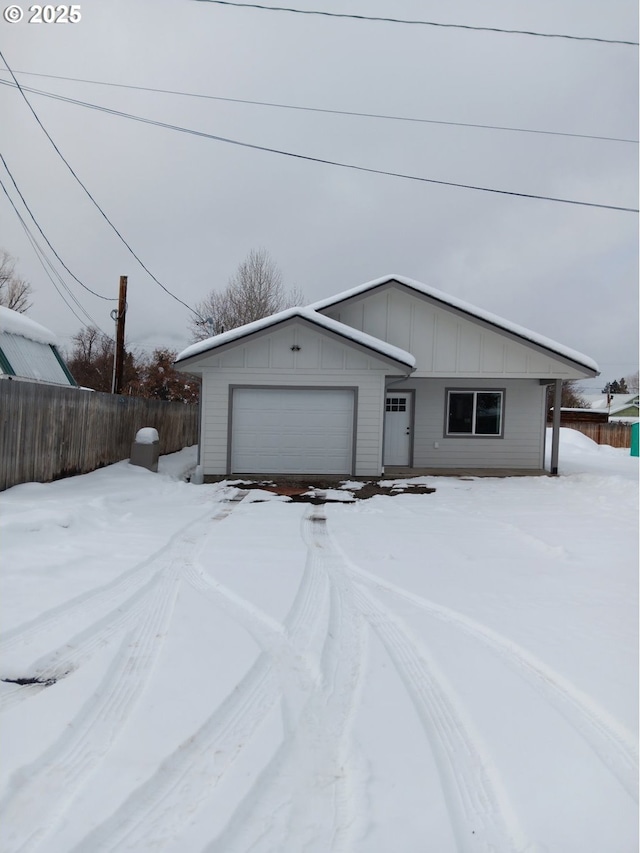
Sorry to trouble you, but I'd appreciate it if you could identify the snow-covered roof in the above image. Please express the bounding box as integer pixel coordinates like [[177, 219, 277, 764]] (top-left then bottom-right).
[[175, 307, 416, 369], [583, 393, 639, 413], [558, 407, 601, 413], [0, 306, 74, 385], [310, 274, 599, 375], [0, 306, 58, 345]]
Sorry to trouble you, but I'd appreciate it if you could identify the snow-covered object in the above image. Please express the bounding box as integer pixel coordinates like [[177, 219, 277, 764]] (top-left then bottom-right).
[[0, 307, 74, 385], [135, 427, 159, 445], [310, 274, 599, 374], [0, 306, 58, 345], [175, 307, 416, 369]]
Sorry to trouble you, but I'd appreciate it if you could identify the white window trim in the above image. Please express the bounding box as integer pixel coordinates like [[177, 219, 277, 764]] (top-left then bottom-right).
[[445, 388, 505, 438]]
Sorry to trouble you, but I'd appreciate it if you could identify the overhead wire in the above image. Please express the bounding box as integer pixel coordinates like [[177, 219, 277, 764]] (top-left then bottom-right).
[[191, 1, 639, 46], [1, 180, 100, 327], [0, 153, 115, 301], [1, 70, 635, 145], [0, 176, 106, 330], [0, 79, 636, 213], [0, 50, 204, 320]]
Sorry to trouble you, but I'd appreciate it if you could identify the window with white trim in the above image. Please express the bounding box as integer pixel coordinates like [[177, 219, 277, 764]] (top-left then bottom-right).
[[446, 390, 503, 436]]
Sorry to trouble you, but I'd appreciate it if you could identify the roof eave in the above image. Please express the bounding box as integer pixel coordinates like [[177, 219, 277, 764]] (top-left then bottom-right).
[[175, 313, 415, 372], [314, 276, 598, 377]]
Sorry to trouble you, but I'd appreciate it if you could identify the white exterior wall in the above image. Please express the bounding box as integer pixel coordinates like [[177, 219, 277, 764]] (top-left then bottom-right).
[[390, 377, 547, 469], [324, 286, 587, 379], [194, 322, 406, 476]]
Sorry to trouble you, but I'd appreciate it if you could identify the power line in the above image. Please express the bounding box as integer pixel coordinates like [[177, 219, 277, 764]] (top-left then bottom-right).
[[0, 176, 106, 330], [1, 79, 636, 214], [192, 1, 639, 46], [27, 235, 102, 329], [1, 180, 103, 328], [2, 70, 635, 145], [0, 154, 115, 301], [0, 51, 203, 319]]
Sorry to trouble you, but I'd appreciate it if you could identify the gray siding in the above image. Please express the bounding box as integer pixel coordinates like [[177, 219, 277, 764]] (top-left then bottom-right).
[[202, 370, 387, 476], [195, 323, 406, 477], [184, 300, 556, 476], [325, 286, 588, 379], [391, 377, 546, 469]]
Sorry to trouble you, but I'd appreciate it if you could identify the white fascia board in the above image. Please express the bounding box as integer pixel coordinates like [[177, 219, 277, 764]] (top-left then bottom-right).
[[175, 307, 416, 371]]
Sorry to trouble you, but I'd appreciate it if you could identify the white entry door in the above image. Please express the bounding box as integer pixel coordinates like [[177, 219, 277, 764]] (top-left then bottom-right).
[[383, 392, 411, 465]]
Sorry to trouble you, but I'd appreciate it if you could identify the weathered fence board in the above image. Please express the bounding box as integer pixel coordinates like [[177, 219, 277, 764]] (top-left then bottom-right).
[[563, 422, 633, 448], [0, 381, 199, 491]]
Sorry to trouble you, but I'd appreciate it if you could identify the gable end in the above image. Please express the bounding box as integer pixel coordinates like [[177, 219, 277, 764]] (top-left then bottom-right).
[[318, 277, 597, 377]]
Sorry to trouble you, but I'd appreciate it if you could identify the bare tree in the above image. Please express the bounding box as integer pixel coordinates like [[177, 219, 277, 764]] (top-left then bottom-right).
[[0, 249, 33, 313], [624, 370, 639, 394], [546, 379, 589, 417], [67, 329, 200, 400], [67, 326, 140, 393], [134, 348, 199, 403], [189, 248, 304, 340]]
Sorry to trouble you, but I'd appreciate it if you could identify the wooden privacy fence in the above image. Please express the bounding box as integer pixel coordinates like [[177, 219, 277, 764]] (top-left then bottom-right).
[[0, 380, 199, 491], [562, 422, 633, 448]]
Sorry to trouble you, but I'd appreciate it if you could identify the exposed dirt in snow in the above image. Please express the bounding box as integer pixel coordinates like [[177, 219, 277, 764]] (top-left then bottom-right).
[[236, 479, 437, 503]]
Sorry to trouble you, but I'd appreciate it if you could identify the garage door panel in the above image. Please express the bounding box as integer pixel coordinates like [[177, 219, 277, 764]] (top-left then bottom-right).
[[231, 389, 354, 474]]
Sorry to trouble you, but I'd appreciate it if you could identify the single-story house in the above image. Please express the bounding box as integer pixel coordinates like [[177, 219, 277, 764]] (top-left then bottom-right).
[[0, 307, 76, 386], [175, 275, 598, 479]]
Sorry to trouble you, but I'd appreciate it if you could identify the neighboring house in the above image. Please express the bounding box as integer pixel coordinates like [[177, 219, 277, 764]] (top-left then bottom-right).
[[175, 275, 598, 478], [0, 307, 76, 386], [551, 407, 608, 426], [582, 393, 639, 421]]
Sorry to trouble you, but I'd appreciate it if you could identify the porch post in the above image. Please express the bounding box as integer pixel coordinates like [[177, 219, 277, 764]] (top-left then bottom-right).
[[550, 379, 562, 476]]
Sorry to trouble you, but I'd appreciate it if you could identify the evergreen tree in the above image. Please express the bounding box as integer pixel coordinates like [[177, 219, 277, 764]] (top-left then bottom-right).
[[602, 378, 629, 395]]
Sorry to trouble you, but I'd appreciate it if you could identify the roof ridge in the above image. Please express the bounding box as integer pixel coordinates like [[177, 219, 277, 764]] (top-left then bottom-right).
[[308, 274, 598, 374], [175, 304, 415, 368]]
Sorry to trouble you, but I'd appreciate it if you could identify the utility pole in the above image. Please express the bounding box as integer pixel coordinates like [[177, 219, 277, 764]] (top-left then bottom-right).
[[111, 275, 128, 394]]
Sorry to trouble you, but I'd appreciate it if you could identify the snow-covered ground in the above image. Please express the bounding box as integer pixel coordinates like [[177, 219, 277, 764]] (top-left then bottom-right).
[[0, 430, 637, 852]]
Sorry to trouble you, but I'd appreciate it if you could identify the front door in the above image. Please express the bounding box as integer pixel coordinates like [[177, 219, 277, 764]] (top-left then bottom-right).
[[383, 392, 412, 466]]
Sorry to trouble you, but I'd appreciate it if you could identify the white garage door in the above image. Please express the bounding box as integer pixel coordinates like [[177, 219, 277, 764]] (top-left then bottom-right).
[[231, 388, 355, 474]]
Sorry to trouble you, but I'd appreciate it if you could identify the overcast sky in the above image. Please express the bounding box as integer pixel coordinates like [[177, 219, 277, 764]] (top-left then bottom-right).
[[1, 0, 637, 389]]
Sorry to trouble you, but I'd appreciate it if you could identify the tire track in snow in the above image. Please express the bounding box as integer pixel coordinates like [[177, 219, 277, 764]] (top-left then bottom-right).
[[0, 564, 181, 853], [0, 571, 164, 713], [287, 510, 368, 852], [337, 550, 638, 802], [70, 507, 330, 853], [0, 491, 243, 659], [204, 509, 367, 853], [0, 490, 247, 715], [181, 561, 319, 693], [311, 512, 529, 852], [352, 583, 530, 853]]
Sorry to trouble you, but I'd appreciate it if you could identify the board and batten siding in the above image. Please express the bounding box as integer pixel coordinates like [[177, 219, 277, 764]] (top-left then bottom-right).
[[324, 286, 586, 379], [196, 322, 407, 476], [393, 377, 547, 469]]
